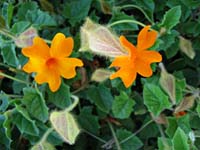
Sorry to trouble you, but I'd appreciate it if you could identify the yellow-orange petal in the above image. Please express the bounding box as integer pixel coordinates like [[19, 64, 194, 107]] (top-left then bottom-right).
[[139, 50, 162, 63], [57, 58, 83, 79], [50, 33, 74, 57], [35, 68, 61, 92], [110, 67, 137, 88], [23, 58, 45, 73], [109, 56, 129, 68], [135, 58, 153, 77], [119, 36, 136, 54], [137, 26, 157, 50], [22, 37, 50, 59]]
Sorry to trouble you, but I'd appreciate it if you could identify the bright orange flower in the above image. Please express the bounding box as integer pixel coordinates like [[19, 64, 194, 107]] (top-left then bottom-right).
[[22, 33, 83, 92], [110, 26, 162, 88]]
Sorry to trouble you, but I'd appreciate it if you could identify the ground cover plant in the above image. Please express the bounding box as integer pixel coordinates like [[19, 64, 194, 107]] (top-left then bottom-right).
[[0, 0, 200, 149]]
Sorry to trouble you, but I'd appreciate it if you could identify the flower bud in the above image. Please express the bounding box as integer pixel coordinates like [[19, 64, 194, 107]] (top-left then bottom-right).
[[79, 18, 127, 57]]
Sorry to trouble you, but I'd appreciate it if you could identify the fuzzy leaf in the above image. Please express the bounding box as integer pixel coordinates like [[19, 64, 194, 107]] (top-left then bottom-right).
[[159, 6, 181, 31], [179, 36, 195, 59], [112, 92, 135, 119], [143, 84, 171, 116], [50, 110, 80, 145], [22, 87, 49, 123]]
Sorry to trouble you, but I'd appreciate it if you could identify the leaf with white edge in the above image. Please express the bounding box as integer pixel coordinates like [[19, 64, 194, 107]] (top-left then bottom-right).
[[159, 63, 176, 104], [179, 36, 195, 59], [159, 6, 181, 31], [31, 141, 56, 150], [143, 84, 171, 116], [112, 91, 135, 119], [0, 114, 11, 149], [22, 87, 49, 123], [116, 129, 143, 150], [0, 43, 19, 67], [172, 127, 189, 150], [50, 110, 80, 145], [0, 92, 9, 112], [12, 104, 39, 136], [91, 68, 112, 82]]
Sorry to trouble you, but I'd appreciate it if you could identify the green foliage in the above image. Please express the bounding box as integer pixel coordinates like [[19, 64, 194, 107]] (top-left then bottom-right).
[[112, 91, 135, 119], [143, 84, 171, 116], [0, 0, 199, 149]]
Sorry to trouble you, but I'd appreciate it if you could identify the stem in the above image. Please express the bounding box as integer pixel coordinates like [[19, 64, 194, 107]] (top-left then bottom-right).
[[66, 95, 79, 112], [0, 28, 16, 39], [83, 129, 107, 144], [44, 39, 51, 44], [41, 128, 54, 143], [107, 19, 146, 28], [107, 121, 121, 150], [0, 72, 30, 85], [120, 119, 153, 144], [119, 4, 154, 24]]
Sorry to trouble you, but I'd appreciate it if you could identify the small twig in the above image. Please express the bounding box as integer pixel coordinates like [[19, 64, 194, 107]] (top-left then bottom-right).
[[83, 129, 107, 144], [107, 120, 121, 150]]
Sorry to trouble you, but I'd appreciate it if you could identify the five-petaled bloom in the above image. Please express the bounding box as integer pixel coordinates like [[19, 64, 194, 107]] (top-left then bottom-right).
[[22, 33, 83, 92], [110, 26, 162, 88]]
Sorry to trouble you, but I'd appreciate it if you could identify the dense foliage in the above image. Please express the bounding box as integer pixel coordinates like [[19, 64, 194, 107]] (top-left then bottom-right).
[[0, 0, 200, 150]]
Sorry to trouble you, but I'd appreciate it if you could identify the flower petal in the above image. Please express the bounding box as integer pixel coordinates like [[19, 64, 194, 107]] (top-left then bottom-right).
[[139, 50, 162, 63], [109, 56, 129, 68], [23, 58, 45, 73], [50, 33, 73, 57], [57, 58, 83, 79], [137, 26, 157, 50], [110, 67, 137, 88], [119, 35, 136, 54], [22, 37, 50, 59], [35, 67, 61, 92], [135, 58, 153, 77]]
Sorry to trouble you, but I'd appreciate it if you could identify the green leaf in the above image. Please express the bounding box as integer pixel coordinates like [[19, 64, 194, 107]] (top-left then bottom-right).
[[12, 72, 29, 94], [166, 115, 191, 138], [22, 87, 49, 122], [78, 106, 100, 134], [50, 110, 80, 145], [0, 43, 19, 67], [172, 127, 189, 150], [159, 6, 182, 31], [0, 114, 11, 149], [109, 10, 138, 31], [158, 137, 173, 150], [12, 104, 39, 136], [116, 129, 143, 150], [143, 84, 171, 116], [48, 83, 72, 109], [26, 9, 57, 28], [17, 2, 38, 20], [196, 103, 200, 118], [63, 0, 92, 25], [86, 84, 113, 113], [0, 92, 9, 112], [112, 91, 135, 119], [11, 21, 31, 34], [2, 3, 13, 27]]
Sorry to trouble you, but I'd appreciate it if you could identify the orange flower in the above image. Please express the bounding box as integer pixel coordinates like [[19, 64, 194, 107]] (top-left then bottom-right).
[[22, 33, 83, 92], [110, 26, 162, 88]]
